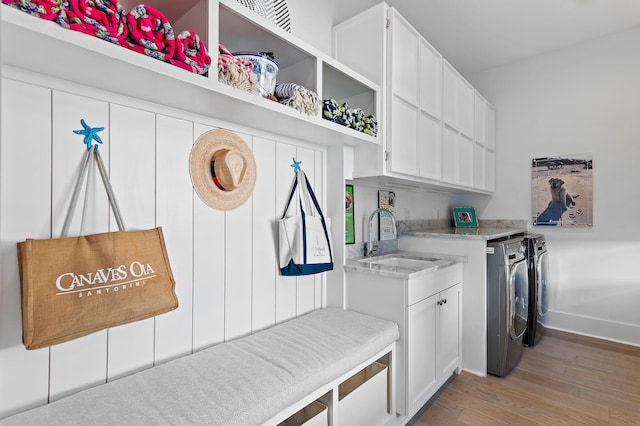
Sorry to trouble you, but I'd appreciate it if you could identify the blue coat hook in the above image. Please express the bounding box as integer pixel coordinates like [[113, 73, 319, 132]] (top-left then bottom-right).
[[291, 158, 302, 173], [73, 119, 104, 152]]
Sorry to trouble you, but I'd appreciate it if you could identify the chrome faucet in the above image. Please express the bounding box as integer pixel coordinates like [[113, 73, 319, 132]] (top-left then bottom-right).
[[364, 207, 397, 257]]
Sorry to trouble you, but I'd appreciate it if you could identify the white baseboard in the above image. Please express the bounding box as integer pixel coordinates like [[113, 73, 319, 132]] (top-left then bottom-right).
[[462, 367, 487, 378], [546, 310, 640, 347]]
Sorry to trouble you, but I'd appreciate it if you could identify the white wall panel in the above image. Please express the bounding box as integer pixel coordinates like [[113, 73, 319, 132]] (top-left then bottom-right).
[[314, 151, 326, 309], [49, 92, 110, 401], [0, 79, 52, 418], [295, 147, 317, 316], [192, 124, 225, 350], [0, 82, 328, 418], [154, 115, 194, 362], [252, 137, 277, 332], [224, 132, 254, 340], [275, 143, 299, 324], [106, 104, 156, 380]]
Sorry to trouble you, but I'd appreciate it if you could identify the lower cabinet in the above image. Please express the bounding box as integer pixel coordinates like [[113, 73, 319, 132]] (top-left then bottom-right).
[[407, 283, 462, 409], [345, 263, 463, 420]]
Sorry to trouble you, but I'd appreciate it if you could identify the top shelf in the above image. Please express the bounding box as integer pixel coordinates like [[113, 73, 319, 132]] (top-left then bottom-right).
[[0, 0, 380, 147]]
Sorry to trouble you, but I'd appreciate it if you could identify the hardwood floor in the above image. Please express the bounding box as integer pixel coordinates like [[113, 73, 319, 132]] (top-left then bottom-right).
[[408, 329, 640, 425]]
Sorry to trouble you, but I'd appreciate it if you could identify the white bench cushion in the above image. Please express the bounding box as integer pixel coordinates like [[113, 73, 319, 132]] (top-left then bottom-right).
[[2, 308, 399, 425]]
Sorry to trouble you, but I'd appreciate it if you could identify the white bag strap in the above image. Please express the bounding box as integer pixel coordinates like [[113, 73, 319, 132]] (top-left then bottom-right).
[[79, 148, 94, 235], [61, 149, 126, 237]]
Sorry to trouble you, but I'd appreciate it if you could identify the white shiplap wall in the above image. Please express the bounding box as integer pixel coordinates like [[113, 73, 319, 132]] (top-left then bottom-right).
[[0, 77, 327, 418]]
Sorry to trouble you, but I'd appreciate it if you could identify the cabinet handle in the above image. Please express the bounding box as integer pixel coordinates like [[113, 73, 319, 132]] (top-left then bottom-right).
[[437, 298, 448, 306], [442, 298, 447, 304]]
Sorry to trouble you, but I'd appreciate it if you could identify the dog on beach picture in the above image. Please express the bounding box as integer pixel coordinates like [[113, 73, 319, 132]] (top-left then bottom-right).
[[532, 154, 592, 227], [535, 178, 576, 225]]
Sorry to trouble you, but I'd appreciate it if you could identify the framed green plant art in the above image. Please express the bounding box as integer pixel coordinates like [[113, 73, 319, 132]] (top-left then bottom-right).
[[345, 185, 355, 244]]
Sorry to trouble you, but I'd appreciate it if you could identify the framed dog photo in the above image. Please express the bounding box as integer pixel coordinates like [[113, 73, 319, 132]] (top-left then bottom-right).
[[532, 153, 593, 227], [453, 207, 478, 227]]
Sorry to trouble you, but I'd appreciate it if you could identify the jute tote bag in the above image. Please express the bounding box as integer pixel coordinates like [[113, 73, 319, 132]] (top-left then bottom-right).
[[279, 170, 333, 276], [17, 149, 178, 350]]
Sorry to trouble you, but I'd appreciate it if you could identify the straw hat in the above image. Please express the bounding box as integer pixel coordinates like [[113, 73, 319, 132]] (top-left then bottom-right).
[[189, 129, 257, 211]]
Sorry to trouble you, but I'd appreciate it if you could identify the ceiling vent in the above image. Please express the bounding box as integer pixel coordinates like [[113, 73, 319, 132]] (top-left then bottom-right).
[[236, 0, 292, 32]]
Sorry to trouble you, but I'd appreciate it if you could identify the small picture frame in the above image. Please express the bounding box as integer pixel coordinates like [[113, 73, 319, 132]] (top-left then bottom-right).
[[452, 207, 478, 228], [378, 190, 396, 241]]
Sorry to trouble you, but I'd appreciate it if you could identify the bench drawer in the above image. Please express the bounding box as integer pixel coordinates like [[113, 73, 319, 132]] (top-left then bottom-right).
[[338, 362, 388, 426], [279, 400, 328, 426]]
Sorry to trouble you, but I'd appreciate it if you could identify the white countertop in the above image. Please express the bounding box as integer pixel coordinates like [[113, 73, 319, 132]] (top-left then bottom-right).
[[344, 251, 466, 279], [402, 227, 526, 240]]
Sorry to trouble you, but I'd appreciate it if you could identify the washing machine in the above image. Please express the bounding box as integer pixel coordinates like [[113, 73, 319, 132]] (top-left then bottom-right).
[[523, 234, 549, 347], [486, 237, 529, 377]]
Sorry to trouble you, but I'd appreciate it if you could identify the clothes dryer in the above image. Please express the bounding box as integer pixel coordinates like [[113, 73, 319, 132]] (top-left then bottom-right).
[[523, 234, 549, 347], [486, 237, 529, 376]]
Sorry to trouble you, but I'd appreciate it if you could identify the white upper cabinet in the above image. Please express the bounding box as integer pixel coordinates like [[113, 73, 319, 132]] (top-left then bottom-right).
[[418, 40, 443, 181], [1, 0, 380, 149], [485, 102, 496, 151], [442, 59, 475, 187], [388, 9, 420, 176], [473, 91, 496, 191], [443, 61, 459, 130], [420, 41, 443, 121], [333, 2, 494, 194], [390, 11, 419, 108], [443, 61, 474, 135], [458, 78, 474, 139], [334, 4, 444, 182]]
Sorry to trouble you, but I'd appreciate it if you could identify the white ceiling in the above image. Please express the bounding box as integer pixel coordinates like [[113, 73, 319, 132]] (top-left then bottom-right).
[[330, 0, 640, 75], [125, 1, 640, 76]]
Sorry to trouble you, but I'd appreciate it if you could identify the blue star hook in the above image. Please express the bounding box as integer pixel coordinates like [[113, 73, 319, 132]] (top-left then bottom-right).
[[291, 158, 302, 173], [73, 119, 104, 152]]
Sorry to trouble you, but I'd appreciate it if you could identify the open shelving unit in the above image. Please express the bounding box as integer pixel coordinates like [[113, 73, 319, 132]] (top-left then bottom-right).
[[0, 0, 380, 148]]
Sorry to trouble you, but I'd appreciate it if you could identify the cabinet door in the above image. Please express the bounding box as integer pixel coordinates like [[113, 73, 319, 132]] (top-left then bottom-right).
[[406, 294, 437, 413], [485, 149, 495, 192], [474, 92, 486, 146], [437, 284, 461, 378], [473, 142, 485, 189], [441, 126, 459, 184], [472, 92, 496, 192], [390, 99, 418, 175], [419, 40, 442, 120], [484, 103, 496, 191], [417, 39, 443, 180], [388, 9, 420, 175], [457, 78, 474, 139], [485, 103, 496, 151], [458, 135, 474, 187], [442, 61, 458, 129], [390, 10, 419, 107], [418, 113, 442, 180]]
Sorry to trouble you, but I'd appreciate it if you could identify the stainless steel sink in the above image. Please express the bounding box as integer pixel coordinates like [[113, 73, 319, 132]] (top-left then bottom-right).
[[357, 254, 442, 269]]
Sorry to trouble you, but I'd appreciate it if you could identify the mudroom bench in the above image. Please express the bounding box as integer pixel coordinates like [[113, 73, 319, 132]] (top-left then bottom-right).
[[1, 308, 399, 426]]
